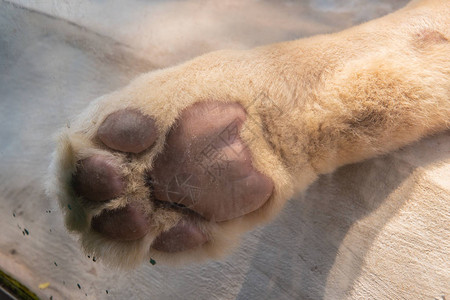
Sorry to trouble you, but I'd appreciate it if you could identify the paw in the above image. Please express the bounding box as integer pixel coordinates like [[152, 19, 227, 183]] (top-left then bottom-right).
[[47, 54, 295, 267]]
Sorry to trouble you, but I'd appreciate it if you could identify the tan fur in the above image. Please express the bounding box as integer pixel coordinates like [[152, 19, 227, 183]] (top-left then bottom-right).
[[47, 0, 449, 268]]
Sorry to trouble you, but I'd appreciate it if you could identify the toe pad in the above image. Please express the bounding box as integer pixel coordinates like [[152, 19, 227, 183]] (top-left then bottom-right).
[[91, 203, 150, 241], [98, 109, 158, 154], [151, 220, 208, 253], [72, 155, 124, 202]]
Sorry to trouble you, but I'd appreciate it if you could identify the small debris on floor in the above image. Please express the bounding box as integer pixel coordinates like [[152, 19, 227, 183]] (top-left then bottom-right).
[[38, 282, 50, 289], [77, 283, 81, 289]]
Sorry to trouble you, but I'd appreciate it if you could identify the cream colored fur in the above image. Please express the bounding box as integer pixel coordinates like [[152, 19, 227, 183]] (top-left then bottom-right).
[[47, 0, 449, 269]]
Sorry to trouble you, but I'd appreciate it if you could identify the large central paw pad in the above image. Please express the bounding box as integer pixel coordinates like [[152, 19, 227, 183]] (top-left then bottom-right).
[[71, 101, 273, 256]]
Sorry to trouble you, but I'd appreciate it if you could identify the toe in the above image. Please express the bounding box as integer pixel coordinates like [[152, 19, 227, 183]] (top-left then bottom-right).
[[98, 109, 158, 154], [151, 219, 208, 253], [91, 202, 150, 241], [72, 155, 124, 202]]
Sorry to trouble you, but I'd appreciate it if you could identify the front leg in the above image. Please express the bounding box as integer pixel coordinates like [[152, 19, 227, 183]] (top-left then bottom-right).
[[47, 0, 449, 268], [257, 0, 449, 186]]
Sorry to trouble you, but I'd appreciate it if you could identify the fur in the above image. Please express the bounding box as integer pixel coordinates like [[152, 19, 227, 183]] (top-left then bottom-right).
[[46, 0, 449, 268]]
